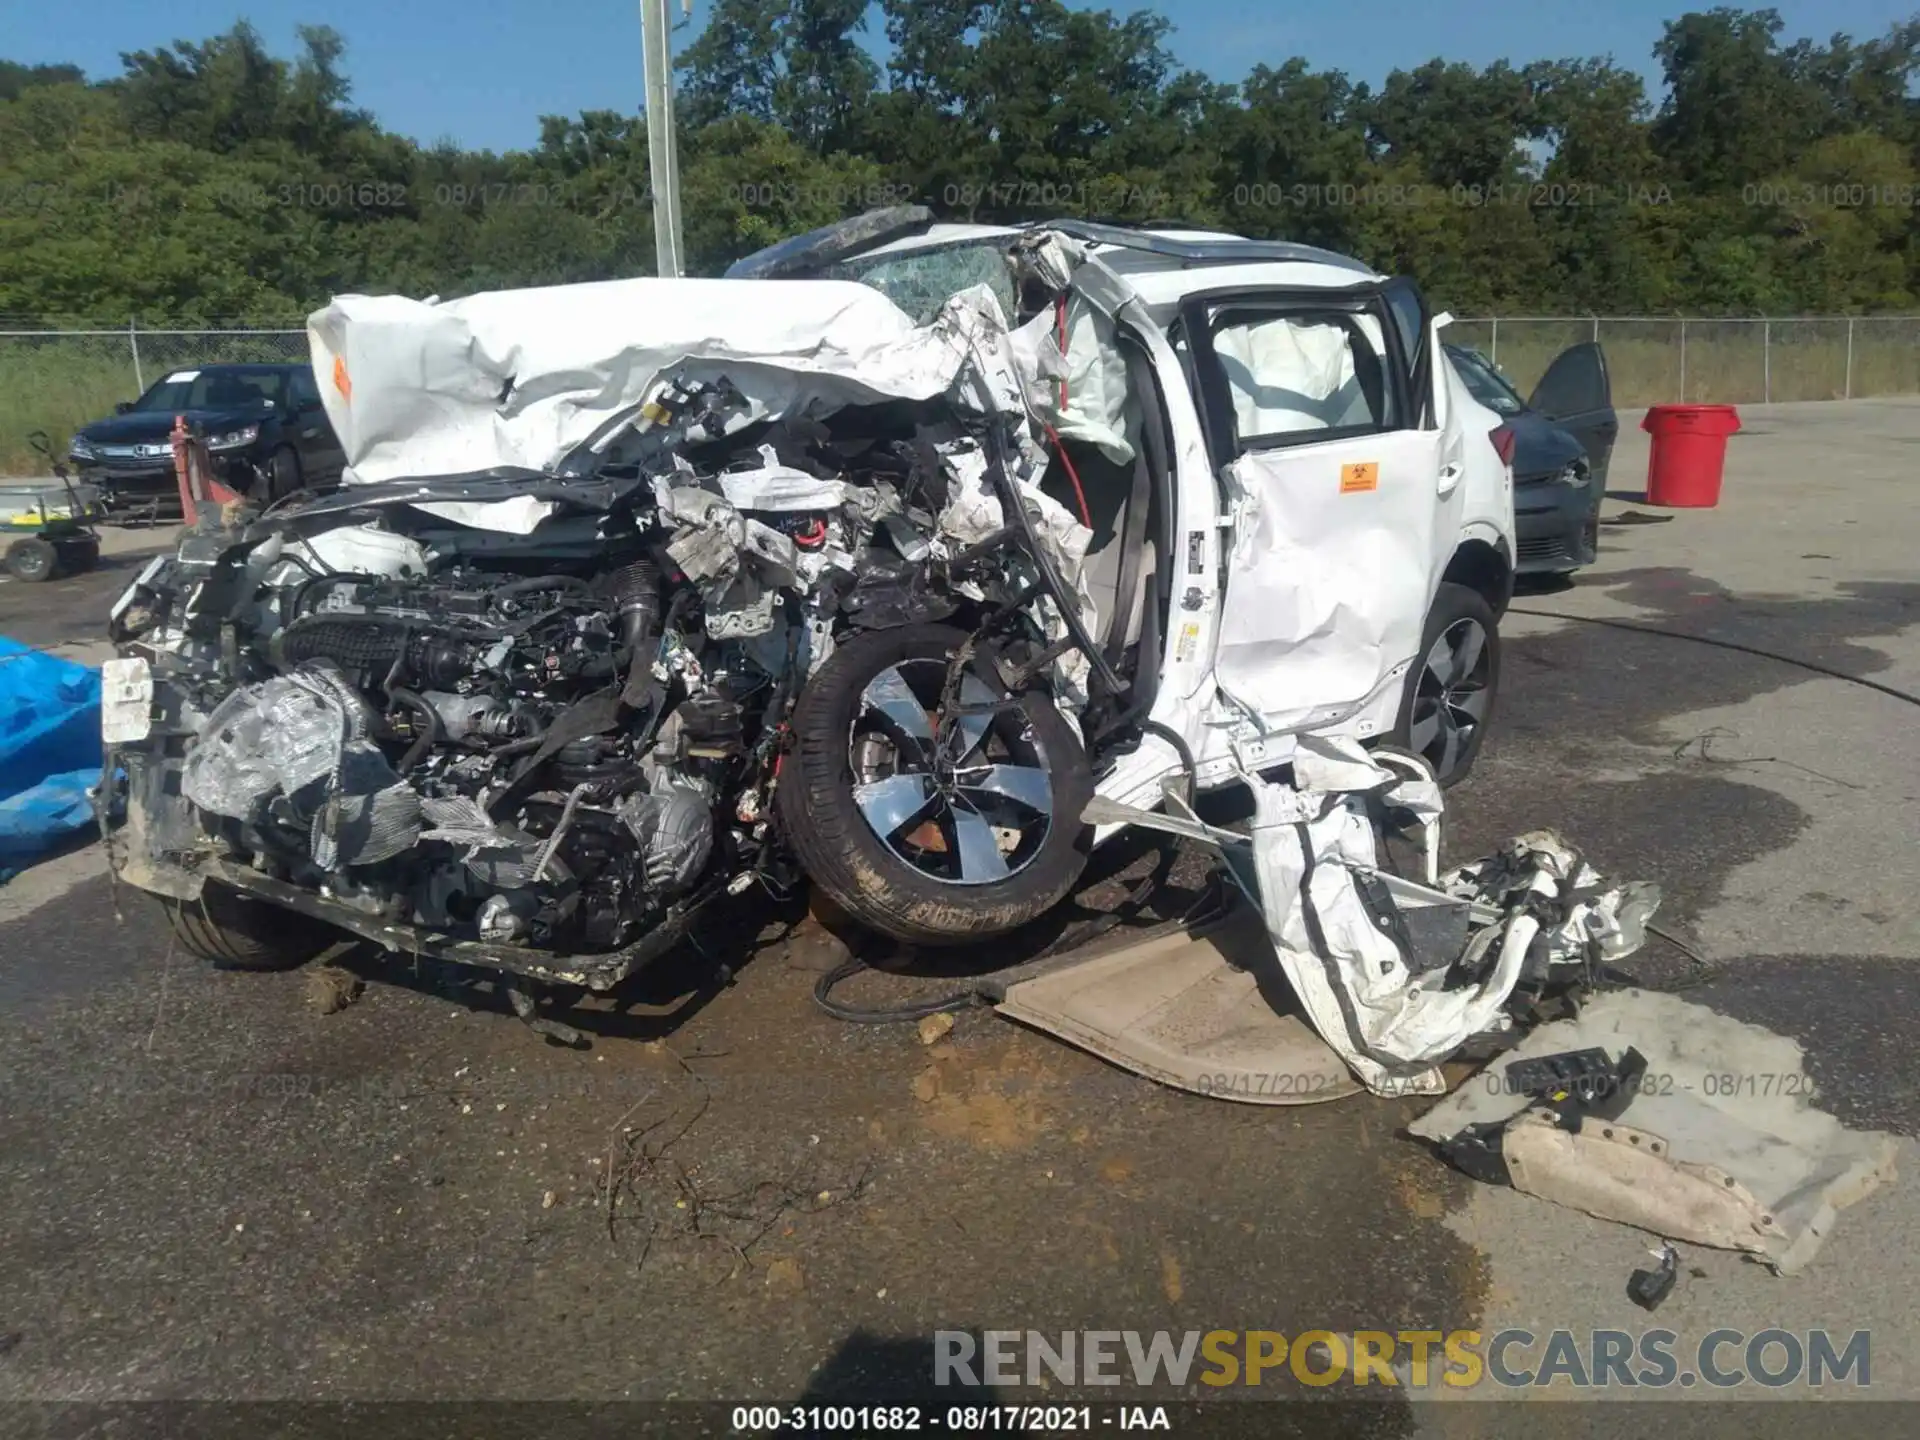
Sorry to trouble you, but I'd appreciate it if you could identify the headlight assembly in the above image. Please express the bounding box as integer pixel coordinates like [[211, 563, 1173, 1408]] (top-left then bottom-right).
[[206, 425, 261, 451]]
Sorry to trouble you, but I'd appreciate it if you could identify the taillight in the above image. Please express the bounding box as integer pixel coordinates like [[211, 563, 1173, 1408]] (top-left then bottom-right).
[[1488, 423, 1517, 468]]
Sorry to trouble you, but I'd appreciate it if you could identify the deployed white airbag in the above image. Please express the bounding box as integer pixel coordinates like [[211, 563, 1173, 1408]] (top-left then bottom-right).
[[308, 277, 1031, 486]]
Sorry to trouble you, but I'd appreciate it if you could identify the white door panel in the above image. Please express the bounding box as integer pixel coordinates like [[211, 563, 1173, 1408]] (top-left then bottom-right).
[[1217, 427, 1444, 731]]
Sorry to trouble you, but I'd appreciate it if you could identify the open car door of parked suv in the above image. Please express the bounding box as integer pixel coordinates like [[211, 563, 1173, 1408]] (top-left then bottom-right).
[[1180, 278, 1467, 737]]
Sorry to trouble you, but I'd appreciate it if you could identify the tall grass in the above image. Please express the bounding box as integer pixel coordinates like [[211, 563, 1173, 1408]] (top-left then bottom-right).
[[0, 332, 308, 476], [0, 344, 143, 475], [3, 321, 1918, 474]]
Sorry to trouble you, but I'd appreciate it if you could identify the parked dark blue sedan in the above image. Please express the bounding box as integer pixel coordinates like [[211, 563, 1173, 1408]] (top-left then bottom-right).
[[66, 363, 346, 522]]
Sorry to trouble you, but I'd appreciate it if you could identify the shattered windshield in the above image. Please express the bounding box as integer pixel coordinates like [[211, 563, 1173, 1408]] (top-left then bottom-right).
[[826, 240, 1018, 325]]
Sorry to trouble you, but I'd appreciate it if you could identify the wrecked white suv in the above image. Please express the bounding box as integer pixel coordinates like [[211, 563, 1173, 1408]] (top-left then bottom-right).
[[101, 213, 1519, 997]]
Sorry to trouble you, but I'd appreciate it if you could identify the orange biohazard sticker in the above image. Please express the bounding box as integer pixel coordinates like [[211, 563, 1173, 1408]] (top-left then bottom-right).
[[332, 353, 352, 400], [1340, 461, 1378, 494]]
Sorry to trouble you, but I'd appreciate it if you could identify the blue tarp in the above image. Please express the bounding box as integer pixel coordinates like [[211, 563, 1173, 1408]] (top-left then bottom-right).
[[0, 638, 103, 876]]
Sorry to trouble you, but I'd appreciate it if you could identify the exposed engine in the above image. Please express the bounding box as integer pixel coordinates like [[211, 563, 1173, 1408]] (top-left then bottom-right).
[[176, 550, 762, 954], [104, 372, 1107, 988], [138, 556, 684, 954]]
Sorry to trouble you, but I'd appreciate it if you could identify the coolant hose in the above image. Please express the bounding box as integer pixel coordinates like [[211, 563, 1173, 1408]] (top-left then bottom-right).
[[609, 556, 663, 656]]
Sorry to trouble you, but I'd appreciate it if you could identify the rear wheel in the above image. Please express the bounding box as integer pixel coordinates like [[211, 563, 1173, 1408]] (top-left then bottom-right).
[[1393, 582, 1500, 787], [53, 534, 99, 575], [161, 884, 331, 971], [5, 537, 58, 582], [777, 624, 1093, 947]]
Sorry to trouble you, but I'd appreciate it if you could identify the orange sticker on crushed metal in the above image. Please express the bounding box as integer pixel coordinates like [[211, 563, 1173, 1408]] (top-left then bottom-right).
[[1340, 461, 1378, 493], [332, 354, 352, 400]]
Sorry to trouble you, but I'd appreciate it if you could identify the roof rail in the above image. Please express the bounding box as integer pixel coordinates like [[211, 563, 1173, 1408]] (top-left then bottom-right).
[[1044, 219, 1373, 275]]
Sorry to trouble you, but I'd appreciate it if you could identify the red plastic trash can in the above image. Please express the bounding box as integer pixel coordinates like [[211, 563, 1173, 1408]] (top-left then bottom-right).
[[1642, 404, 1741, 508]]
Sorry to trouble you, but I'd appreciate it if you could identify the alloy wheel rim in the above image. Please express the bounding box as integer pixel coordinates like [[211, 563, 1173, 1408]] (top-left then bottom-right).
[[1408, 618, 1491, 779], [848, 660, 1053, 887]]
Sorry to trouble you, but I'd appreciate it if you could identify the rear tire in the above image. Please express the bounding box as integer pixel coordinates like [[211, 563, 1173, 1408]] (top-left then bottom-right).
[[1392, 582, 1500, 787], [162, 884, 330, 972], [6, 537, 58, 582], [53, 535, 99, 575], [778, 624, 1093, 947]]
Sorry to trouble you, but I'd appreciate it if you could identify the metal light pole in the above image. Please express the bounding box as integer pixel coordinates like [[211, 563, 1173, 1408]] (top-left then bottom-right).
[[641, 0, 688, 278]]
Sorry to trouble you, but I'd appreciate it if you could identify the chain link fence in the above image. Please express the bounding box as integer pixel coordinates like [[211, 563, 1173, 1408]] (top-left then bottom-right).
[[0, 325, 306, 474], [1447, 316, 1920, 407], [4, 316, 1920, 472]]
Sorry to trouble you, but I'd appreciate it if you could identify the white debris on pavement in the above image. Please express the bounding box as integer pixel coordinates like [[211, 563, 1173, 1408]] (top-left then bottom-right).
[[1410, 989, 1899, 1274]]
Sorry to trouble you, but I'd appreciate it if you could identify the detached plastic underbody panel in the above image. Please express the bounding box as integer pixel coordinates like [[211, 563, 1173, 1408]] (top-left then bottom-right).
[[990, 907, 1360, 1106], [1410, 990, 1898, 1274], [1005, 738, 1895, 1271]]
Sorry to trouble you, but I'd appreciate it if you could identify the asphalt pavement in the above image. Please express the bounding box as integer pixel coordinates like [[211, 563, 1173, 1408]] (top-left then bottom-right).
[[2, 403, 1917, 1428]]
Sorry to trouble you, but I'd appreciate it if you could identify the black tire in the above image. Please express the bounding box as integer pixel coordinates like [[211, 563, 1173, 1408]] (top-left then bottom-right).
[[53, 535, 99, 575], [777, 624, 1094, 947], [6, 537, 59, 582], [1392, 582, 1501, 787], [265, 446, 301, 503], [161, 883, 331, 972]]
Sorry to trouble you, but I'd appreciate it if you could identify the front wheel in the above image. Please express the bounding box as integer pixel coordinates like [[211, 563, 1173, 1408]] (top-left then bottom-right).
[[161, 884, 332, 971], [1392, 582, 1500, 787], [777, 624, 1094, 947], [264, 446, 301, 503]]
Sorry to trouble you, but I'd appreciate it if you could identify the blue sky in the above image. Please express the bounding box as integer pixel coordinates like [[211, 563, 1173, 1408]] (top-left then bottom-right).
[[6, 0, 1916, 153]]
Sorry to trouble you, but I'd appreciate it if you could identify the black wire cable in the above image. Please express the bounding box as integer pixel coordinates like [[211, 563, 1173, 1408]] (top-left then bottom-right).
[[811, 956, 992, 1024], [1510, 607, 1920, 709]]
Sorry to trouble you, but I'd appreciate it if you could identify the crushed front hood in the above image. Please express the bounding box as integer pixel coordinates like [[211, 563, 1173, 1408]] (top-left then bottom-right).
[[307, 276, 1032, 487]]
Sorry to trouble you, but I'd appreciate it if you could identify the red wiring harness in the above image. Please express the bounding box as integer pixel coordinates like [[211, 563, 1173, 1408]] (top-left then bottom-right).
[[1047, 295, 1092, 527]]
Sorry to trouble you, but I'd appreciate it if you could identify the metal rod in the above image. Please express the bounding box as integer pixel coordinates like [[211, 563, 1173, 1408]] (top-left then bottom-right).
[[1679, 319, 1687, 403], [1763, 319, 1771, 405], [128, 318, 144, 393], [1845, 317, 1855, 399], [640, 0, 685, 278]]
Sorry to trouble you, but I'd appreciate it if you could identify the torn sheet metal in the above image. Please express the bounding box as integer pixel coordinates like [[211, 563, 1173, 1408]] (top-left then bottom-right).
[[1410, 990, 1899, 1275], [1105, 736, 1660, 1097], [713, 450, 852, 512], [1211, 430, 1442, 737], [1214, 313, 1386, 435], [1243, 747, 1659, 1095], [310, 278, 1032, 485]]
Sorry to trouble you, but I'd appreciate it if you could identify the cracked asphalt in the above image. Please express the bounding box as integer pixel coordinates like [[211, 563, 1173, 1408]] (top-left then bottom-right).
[[2, 401, 1917, 1433]]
